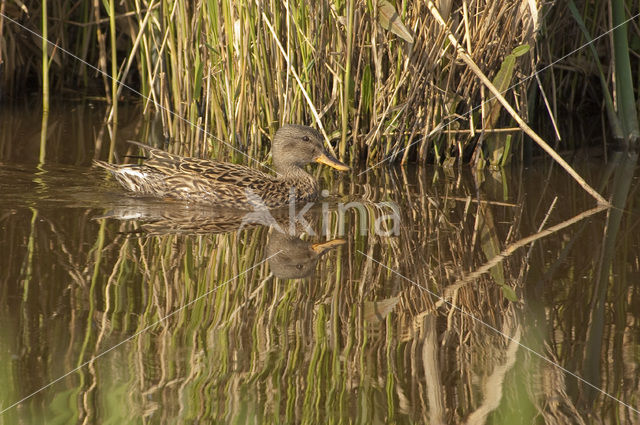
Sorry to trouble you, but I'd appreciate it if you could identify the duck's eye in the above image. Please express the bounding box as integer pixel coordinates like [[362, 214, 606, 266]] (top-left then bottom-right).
[[296, 264, 304, 270], [302, 136, 310, 142]]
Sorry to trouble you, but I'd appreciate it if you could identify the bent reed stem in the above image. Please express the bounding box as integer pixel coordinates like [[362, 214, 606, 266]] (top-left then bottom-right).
[[426, 1, 610, 206]]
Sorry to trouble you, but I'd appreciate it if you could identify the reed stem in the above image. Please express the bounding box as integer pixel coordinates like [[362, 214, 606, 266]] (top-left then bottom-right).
[[40, 0, 49, 164], [427, 0, 609, 206], [611, 0, 640, 148], [108, 0, 117, 162]]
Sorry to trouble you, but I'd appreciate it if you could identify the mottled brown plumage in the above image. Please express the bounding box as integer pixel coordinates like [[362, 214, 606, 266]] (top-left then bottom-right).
[[94, 125, 349, 209]]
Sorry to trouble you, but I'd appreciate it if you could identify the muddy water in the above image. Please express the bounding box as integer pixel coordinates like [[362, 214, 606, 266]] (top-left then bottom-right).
[[1, 103, 639, 424]]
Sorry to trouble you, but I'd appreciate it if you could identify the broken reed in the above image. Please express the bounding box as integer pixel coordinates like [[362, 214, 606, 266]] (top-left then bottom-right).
[[0, 0, 543, 165]]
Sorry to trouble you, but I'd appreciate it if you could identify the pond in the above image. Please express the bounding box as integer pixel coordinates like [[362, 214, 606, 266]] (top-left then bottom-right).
[[1, 102, 639, 424]]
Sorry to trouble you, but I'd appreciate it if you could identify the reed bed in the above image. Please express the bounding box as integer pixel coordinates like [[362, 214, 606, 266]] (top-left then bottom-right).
[[3, 1, 639, 163], [537, 0, 640, 149], [1, 0, 544, 165], [2, 3, 640, 423]]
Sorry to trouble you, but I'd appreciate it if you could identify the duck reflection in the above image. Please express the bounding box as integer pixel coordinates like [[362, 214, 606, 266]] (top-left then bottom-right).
[[266, 231, 344, 279], [97, 205, 344, 279]]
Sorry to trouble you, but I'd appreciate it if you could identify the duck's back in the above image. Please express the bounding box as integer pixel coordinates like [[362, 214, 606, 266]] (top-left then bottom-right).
[[95, 142, 315, 209]]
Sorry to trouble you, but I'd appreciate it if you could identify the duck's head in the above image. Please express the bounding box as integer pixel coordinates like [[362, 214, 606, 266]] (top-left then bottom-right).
[[272, 125, 350, 174]]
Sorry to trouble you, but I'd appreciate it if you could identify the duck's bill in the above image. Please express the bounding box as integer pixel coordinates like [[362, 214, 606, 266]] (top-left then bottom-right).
[[311, 238, 346, 254], [315, 153, 350, 171]]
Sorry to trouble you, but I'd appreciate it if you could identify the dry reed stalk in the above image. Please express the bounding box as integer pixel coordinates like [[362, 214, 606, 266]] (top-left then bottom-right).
[[1, 1, 545, 167], [426, 1, 609, 206]]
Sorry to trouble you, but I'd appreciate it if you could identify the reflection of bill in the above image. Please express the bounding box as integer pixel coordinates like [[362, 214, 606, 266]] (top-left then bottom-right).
[[266, 230, 345, 279]]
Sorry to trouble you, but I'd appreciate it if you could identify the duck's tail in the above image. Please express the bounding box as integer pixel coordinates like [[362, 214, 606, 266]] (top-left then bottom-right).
[[93, 159, 120, 172], [94, 159, 158, 194]]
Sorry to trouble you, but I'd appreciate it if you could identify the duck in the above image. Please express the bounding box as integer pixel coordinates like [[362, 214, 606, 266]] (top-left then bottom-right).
[[94, 124, 349, 209]]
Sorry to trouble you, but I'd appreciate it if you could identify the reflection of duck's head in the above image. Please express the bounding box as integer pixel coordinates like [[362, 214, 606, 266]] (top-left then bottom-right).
[[266, 230, 345, 279], [95, 203, 345, 279]]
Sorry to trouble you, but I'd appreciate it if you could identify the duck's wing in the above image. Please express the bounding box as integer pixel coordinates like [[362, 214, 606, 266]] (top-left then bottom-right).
[[127, 141, 272, 187], [127, 141, 209, 171], [162, 172, 287, 208]]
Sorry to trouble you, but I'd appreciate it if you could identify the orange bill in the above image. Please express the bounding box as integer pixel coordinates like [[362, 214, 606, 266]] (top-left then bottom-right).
[[311, 238, 347, 254], [314, 152, 350, 171]]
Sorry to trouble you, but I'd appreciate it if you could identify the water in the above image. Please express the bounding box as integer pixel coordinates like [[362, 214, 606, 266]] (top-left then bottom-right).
[[1, 103, 639, 424]]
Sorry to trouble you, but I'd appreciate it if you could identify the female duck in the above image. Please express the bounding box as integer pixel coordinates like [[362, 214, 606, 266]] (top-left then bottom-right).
[[94, 125, 349, 209]]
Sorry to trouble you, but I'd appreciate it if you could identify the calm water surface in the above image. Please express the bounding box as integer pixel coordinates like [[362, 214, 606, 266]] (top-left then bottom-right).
[[1, 104, 639, 424]]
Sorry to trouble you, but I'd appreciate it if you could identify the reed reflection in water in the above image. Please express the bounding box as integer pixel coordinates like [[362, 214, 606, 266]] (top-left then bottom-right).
[[0, 105, 639, 424]]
